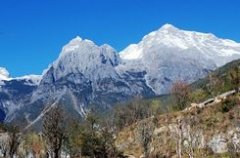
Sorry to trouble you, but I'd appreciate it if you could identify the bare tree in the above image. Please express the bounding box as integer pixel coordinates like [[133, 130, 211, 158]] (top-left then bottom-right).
[[171, 116, 204, 158], [182, 116, 204, 158], [8, 126, 20, 158], [0, 133, 10, 157], [171, 119, 183, 158], [171, 81, 191, 110], [0, 125, 20, 158], [22, 132, 45, 158], [137, 120, 154, 158], [80, 111, 122, 158], [114, 98, 153, 130], [43, 106, 64, 158], [227, 118, 240, 157]]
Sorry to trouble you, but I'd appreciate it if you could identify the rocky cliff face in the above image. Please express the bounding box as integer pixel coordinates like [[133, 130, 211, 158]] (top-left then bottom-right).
[[4, 37, 154, 123]]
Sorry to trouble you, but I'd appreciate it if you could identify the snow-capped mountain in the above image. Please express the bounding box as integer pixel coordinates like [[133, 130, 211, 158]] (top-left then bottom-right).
[[120, 24, 240, 65], [1, 23, 240, 125], [52, 36, 120, 82], [120, 24, 240, 93], [0, 68, 42, 122], [0, 67, 41, 86], [4, 37, 154, 123]]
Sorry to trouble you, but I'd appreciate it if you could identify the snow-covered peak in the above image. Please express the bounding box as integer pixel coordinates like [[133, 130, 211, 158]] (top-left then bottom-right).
[[61, 36, 96, 55], [120, 24, 240, 66], [119, 44, 143, 60], [71, 36, 82, 42], [56, 36, 117, 63], [0, 67, 41, 86], [120, 24, 185, 60], [0, 67, 10, 81], [159, 23, 179, 32], [50, 36, 120, 80]]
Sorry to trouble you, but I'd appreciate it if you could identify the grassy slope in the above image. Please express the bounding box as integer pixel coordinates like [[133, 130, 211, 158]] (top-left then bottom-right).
[[115, 59, 240, 157], [116, 95, 240, 157], [191, 59, 240, 99], [192, 59, 240, 89]]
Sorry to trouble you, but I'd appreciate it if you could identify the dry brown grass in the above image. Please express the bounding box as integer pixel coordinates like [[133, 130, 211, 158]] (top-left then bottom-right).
[[115, 96, 240, 157]]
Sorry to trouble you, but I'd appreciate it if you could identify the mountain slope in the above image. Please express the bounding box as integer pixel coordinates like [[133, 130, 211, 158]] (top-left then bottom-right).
[[189, 59, 240, 104]]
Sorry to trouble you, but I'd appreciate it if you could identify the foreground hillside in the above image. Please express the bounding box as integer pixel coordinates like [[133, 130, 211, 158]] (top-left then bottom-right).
[[116, 93, 240, 157], [115, 60, 240, 158]]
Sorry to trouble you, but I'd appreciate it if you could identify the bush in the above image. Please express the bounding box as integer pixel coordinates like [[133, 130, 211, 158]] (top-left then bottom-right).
[[171, 81, 191, 110], [220, 96, 238, 113], [191, 89, 208, 103], [113, 98, 162, 130]]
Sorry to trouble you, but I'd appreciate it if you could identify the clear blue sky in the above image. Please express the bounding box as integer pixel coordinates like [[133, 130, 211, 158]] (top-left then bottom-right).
[[0, 0, 239, 77]]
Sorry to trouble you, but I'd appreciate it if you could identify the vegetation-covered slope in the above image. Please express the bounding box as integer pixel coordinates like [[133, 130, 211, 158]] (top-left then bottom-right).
[[116, 94, 240, 157], [115, 59, 240, 158]]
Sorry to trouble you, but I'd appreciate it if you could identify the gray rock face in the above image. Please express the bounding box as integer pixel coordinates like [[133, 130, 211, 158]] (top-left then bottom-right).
[[40, 37, 155, 109], [4, 37, 154, 123], [1, 24, 240, 124]]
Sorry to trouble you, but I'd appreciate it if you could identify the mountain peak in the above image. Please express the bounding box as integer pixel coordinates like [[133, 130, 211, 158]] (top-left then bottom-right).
[[67, 36, 83, 46], [0, 67, 10, 81], [120, 23, 240, 66], [61, 36, 96, 55], [70, 36, 82, 42], [50, 35, 120, 81], [100, 44, 116, 52], [159, 23, 179, 31], [67, 36, 96, 46]]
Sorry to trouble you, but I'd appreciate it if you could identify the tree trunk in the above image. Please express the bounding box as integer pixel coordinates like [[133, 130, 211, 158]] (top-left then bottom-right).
[[3, 152, 6, 158], [54, 149, 60, 158], [178, 129, 182, 158]]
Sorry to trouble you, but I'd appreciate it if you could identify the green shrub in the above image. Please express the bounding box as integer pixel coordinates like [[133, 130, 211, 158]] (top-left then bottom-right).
[[191, 89, 208, 103]]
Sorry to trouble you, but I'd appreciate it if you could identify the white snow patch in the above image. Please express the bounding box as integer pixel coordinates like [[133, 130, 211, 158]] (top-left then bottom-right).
[[220, 49, 240, 56], [120, 23, 240, 67], [120, 44, 143, 60], [14, 75, 42, 85], [0, 67, 10, 81]]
